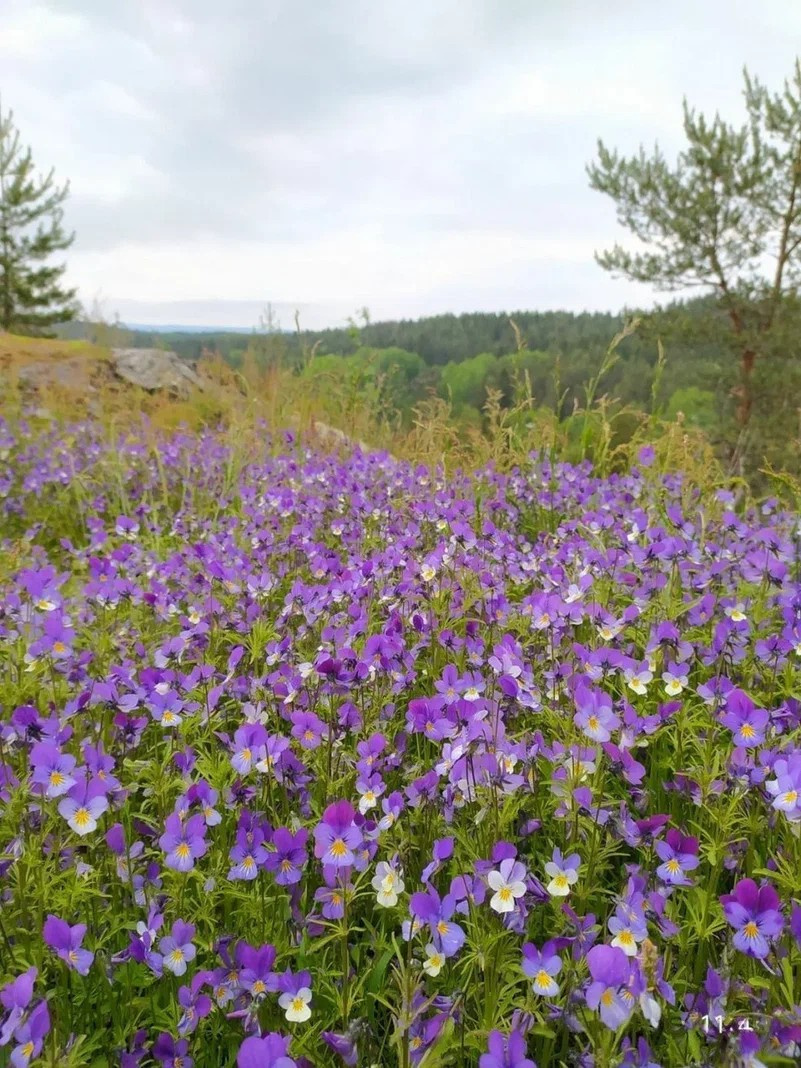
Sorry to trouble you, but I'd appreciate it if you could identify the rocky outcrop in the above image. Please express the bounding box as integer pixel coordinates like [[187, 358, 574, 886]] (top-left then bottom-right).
[[110, 348, 204, 397]]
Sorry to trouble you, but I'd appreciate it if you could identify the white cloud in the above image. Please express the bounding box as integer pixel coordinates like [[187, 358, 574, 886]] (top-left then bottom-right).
[[1, 0, 800, 326]]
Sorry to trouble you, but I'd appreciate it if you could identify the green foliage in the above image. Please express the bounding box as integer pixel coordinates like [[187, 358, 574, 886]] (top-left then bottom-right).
[[665, 387, 718, 431], [587, 58, 801, 443], [0, 100, 78, 335]]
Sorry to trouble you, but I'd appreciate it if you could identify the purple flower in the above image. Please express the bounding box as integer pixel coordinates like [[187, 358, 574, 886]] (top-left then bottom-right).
[[177, 972, 213, 1036], [585, 944, 634, 1029], [313, 801, 362, 868], [322, 1028, 359, 1066], [231, 724, 268, 775], [237, 1033, 297, 1068], [159, 813, 208, 872], [654, 829, 700, 886], [479, 1029, 536, 1068], [238, 942, 277, 999], [608, 901, 648, 957], [158, 920, 197, 976], [521, 941, 562, 996], [0, 968, 37, 1046], [42, 915, 94, 975], [791, 903, 801, 948], [9, 1001, 50, 1068], [573, 685, 619, 743], [720, 690, 769, 747], [264, 827, 308, 885], [409, 886, 466, 957], [290, 711, 327, 750], [765, 752, 801, 821], [720, 878, 784, 959], [228, 820, 269, 881], [420, 837, 454, 883], [57, 774, 109, 836], [29, 742, 76, 798], [153, 1033, 192, 1068]]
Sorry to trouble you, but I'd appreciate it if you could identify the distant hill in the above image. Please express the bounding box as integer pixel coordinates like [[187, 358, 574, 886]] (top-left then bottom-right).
[[121, 323, 260, 334]]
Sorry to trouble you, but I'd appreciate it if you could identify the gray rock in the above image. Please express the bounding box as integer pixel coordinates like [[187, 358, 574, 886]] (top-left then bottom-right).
[[16, 355, 96, 390], [110, 348, 204, 397]]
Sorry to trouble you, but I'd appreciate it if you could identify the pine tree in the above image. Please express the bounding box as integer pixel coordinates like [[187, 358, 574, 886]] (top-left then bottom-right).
[[587, 60, 801, 431], [0, 100, 78, 336]]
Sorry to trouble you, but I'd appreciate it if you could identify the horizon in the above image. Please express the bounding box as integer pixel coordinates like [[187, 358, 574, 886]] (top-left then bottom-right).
[[117, 299, 648, 336], [3, 2, 801, 330]]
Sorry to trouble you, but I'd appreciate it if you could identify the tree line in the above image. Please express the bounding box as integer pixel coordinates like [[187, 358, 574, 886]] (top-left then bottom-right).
[[3, 59, 801, 485]]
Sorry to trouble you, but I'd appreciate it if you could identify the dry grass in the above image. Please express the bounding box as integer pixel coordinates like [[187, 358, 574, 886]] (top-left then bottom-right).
[[0, 329, 751, 511]]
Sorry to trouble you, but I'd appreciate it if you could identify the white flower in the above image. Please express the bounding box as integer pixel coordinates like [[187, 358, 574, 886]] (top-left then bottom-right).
[[624, 667, 652, 695], [422, 944, 444, 977], [279, 987, 312, 1023], [662, 670, 688, 696], [371, 862, 404, 908], [640, 993, 662, 1028], [420, 564, 436, 582], [487, 860, 527, 914], [530, 969, 560, 997], [544, 863, 578, 898], [611, 926, 641, 957], [163, 948, 190, 976]]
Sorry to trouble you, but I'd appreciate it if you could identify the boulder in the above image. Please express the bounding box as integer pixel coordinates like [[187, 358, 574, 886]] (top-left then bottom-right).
[[16, 354, 98, 391], [110, 348, 203, 397]]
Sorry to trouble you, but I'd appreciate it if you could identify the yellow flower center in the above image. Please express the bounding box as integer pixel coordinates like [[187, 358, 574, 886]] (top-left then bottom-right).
[[535, 970, 552, 990], [744, 921, 759, 939], [330, 838, 348, 858], [175, 843, 191, 859], [73, 808, 91, 828]]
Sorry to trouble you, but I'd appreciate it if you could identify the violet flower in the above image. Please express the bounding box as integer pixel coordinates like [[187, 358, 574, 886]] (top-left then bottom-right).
[[585, 944, 634, 1029], [720, 878, 784, 958], [479, 1029, 537, 1068], [42, 915, 94, 975], [313, 800, 362, 868]]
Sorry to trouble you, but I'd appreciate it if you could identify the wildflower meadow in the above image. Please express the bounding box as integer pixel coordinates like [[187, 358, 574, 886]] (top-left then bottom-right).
[[1, 415, 800, 1067]]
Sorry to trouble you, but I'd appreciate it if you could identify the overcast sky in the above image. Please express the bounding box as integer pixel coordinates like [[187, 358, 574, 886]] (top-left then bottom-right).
[[2, 1, 801, 330]]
